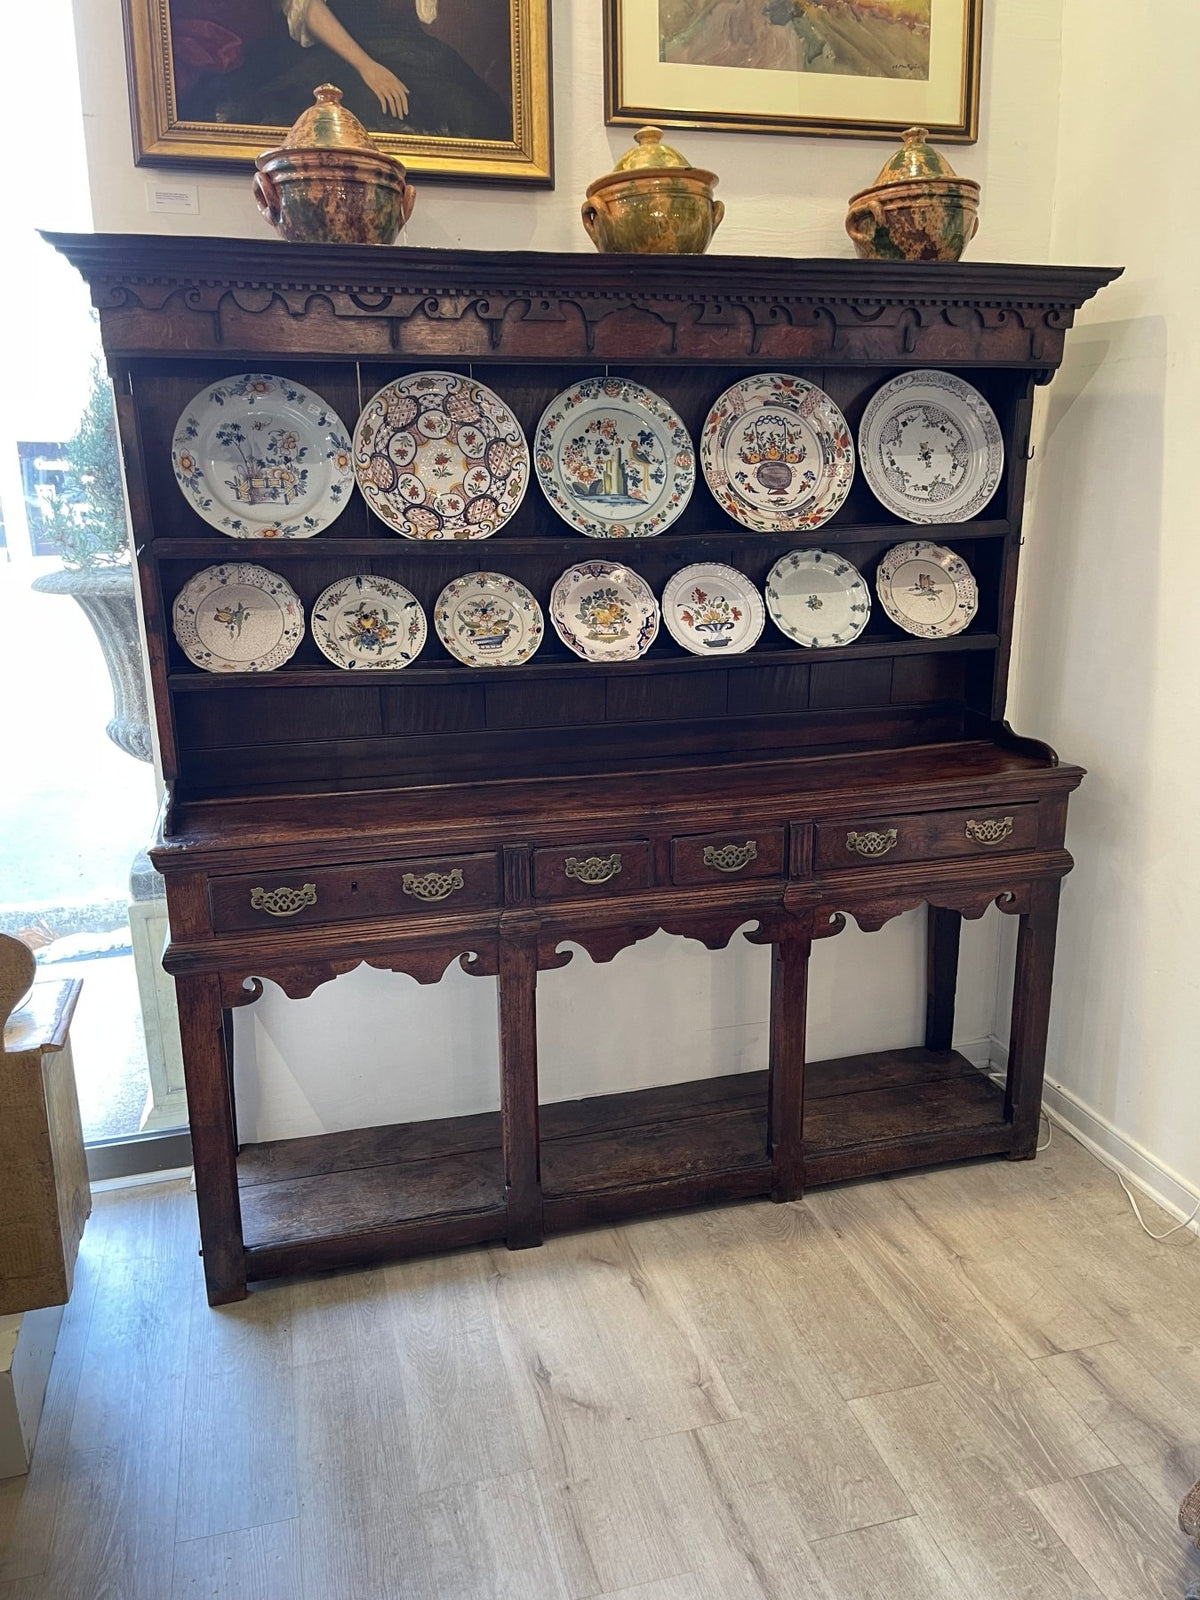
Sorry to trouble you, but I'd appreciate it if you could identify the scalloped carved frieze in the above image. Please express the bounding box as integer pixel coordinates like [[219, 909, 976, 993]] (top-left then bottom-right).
[[86, 274, 1095, 368], [217, 943, 499, 1006], [814, 885, 1031, 938], [541, 911, 762, 970]]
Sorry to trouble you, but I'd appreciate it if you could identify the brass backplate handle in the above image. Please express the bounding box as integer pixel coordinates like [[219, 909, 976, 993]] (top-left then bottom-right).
[[703, 841, 758, 874], [966, 816, 1014, 846], [565, 853, 623, 885], [846, 829, 899, 858], [250, 883, 317, 917], [403, 868, 465, 903]]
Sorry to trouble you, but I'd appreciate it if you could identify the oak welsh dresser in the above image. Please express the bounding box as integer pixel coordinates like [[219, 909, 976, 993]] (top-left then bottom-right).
[[50, 233, 1117, 1304]]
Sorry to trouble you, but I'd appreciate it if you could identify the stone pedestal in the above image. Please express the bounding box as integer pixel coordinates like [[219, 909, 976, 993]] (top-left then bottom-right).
[[130, 851, 187, 1132]]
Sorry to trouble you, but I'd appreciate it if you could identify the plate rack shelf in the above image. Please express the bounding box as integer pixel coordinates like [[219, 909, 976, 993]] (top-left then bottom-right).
[[50, 234, 1118, 1303]]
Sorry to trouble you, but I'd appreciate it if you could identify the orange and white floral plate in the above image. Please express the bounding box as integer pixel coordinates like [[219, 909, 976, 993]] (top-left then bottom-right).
[[701, 373, 854, 533], [662, 563, 764, 657]]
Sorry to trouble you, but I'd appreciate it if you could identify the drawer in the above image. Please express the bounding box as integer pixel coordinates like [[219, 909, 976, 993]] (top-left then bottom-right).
[[534, 840, 651, 900], [814, 804, 1039, 871], [671, 828, 785, 886], [209, 852, 499, 933]]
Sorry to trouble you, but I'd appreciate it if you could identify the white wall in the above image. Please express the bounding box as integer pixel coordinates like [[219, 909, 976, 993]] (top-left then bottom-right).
[[1007, 0, 1200, 1204], [70, 0, 1070, 1136]]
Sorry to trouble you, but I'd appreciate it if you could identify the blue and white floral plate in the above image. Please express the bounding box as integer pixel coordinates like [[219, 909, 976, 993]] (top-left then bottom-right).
[[173, 563, 304, 673], [875, 540, 978, 639], [550, 560, 659, 663], [312, 574, 426, 670], [765, 549, 871, 649], [353, 371, 529, 540], [171, 374, 354, 539], [858, 370, 1003, 524], [534, 377, 695, 538], [434, 572, 544, 668], [662, 563, 764, 657], [701, 374, 854, 533]]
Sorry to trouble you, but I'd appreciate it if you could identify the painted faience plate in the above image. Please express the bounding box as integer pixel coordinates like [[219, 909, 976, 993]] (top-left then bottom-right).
[[171, 374, 354, 539], [434, 572, 544, 668], [352, 371, 529, 540], [534, 376, 695, 538], [662, 564, 764, 657], [172, 563, 304, 673], [876, 540, 979, 639], [859, 369, 1004, 523], [312, 574, 426, 670], [765, 549, 872, 649], [700, 373, 854, 533], [549, 561, 659, 664]]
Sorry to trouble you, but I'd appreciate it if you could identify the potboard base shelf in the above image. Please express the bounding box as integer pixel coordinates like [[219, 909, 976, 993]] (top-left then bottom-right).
[[234, 1046, 1009, 1283]]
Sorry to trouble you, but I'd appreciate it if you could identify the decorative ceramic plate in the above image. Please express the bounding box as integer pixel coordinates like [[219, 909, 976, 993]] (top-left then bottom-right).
[[172, 563, 304, 672], [700, 374, 855, 533], [876, 540, 979, 639], [859, 369, 1004, 523], [171, 374, 354, 539], [312, 574, 426, 670], [434, 572, 544, 668], [549, 561, 659, 663], [534, 376, 695, 538], [765, 549, 872, 649], [662, 564, 764, 657], [352, 371, 529, 540]]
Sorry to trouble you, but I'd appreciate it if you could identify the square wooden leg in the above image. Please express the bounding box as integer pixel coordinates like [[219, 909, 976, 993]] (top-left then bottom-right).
[[1006, 879, 1063, 1160], [768, 928, 811, 1203], [174, 974, 247, 1304], [925, 906, 962, 1054], [497, 938, 543, 1250]]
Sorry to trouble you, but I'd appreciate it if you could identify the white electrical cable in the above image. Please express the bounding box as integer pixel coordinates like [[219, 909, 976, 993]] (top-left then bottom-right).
[[1115, 1171, 1200, 1242]]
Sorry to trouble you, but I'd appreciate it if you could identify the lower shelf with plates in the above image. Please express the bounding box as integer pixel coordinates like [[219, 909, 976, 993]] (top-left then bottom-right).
[[235, 1047, 1009, 1280]]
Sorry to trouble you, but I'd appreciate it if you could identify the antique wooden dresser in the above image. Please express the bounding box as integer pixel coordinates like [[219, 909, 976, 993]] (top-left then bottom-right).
[[51, 234, 1116, 1303]]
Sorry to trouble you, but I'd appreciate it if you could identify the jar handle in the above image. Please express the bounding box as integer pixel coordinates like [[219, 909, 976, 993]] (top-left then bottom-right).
[[711, 198, 726, 235], [581, 198, 604, 248], [253, 170, 283, 229], [845, 197, 885, 251]]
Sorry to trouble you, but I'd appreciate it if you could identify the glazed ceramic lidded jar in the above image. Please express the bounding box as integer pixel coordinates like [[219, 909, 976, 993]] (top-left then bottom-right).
[[255, 84, 416, 246], [845, 126, 979, 262], [582, 126, 724, 255]]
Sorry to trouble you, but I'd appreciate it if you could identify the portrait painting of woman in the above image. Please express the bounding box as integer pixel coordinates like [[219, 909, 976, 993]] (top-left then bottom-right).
[[123, 0, 552, 182]]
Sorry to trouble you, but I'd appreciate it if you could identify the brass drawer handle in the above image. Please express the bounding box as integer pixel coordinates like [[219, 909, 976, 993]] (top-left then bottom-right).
[[250, 883, 316, 918], [565, 853, 623, 886], [703, 841, 758, 874], [966, 816, 1014, 846], [403, 868, 465, 903], [846, 829, 898, 858]]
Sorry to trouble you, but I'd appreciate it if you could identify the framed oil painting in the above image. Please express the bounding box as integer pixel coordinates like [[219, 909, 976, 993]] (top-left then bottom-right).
[[122, 0, 553, 183], [605, 0, 982, 143]]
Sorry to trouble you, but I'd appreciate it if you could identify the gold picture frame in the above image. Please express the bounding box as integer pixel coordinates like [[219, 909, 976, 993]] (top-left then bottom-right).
[[122, 0, 553, 183], [605, 0, 982, 144]]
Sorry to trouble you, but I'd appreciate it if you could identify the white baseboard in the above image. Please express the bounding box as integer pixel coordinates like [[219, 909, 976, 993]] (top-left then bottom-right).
[[957, 1032, 1200, 1239]]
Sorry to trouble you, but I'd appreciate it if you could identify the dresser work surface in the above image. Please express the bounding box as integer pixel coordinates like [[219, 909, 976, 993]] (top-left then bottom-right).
[[49, 234, 1117, 1301]]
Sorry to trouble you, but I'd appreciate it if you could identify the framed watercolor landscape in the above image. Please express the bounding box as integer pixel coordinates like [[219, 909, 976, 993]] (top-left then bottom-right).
[[605, 0, 982, 143], [122, 0, 552, 183]]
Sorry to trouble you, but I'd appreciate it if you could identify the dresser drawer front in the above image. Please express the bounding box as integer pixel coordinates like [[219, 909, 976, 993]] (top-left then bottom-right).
[[210, 853, 499, 932], [815, 804, 1039, 871], [671, 828, 785, 886], [534, 841, 652, 900]]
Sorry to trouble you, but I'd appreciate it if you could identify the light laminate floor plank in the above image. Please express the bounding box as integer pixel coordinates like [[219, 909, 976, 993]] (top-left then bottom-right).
[[170, 1520, 301, 1600], [1029, 1465, 1200, 1600], [813, 1181, 1117, 1490], [811, 1515, 964, 1600], [850, 1381, 1108, 1600]]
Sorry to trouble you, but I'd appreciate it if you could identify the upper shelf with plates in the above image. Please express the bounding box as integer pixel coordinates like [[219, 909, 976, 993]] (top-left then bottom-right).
[[48, 235, 1119, 791]]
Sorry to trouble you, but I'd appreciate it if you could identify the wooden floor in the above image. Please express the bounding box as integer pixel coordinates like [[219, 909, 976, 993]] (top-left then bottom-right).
[[2, 1135, 1199, 1600]]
